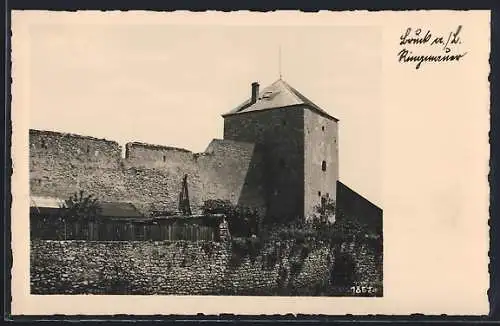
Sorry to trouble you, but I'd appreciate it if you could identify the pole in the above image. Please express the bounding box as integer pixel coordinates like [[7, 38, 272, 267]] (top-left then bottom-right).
[[279, 45, 282, 79]]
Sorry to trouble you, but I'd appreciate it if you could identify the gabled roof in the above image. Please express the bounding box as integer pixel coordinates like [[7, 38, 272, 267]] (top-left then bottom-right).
[[222, 79, 338, 121]]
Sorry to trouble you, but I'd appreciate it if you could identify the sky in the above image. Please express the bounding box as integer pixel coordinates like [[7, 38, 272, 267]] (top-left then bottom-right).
[[28, 23, 382, 206]]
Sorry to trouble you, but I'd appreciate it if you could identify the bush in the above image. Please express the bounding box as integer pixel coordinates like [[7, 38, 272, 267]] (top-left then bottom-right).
[[201, 199, 234, 215], [201, 199, 261, 238]]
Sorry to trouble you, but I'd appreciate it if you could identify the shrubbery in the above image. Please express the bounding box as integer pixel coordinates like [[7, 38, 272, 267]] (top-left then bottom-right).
[[201, 199, 261, 238], [201, 197, 382, 295], [261, 198, 379, 246], [201, 197, 378, 244]]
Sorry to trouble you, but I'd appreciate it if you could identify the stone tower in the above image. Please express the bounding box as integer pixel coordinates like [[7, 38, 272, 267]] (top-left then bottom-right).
[[222, 79, 339, 222]]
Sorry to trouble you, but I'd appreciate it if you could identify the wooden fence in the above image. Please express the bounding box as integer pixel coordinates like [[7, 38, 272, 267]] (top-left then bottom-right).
[[30, 215, 221, 241]]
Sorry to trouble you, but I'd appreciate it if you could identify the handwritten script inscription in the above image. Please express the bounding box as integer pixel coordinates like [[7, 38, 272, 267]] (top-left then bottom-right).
[[398, 26, 467, 69]]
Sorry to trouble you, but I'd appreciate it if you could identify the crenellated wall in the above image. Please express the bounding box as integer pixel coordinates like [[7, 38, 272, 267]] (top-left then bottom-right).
[[29, 129, 266, 215], [125, 142, 196, 170]]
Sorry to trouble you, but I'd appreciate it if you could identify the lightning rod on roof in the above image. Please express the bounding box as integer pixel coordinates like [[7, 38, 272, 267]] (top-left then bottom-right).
[[279, 45, 283, 80]]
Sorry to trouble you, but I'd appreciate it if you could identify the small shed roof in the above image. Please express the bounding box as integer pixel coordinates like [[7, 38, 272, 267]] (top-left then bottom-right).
[[30, 196, 143, 218], [30, 196, 65, 209], [99, 202, 144, 218]]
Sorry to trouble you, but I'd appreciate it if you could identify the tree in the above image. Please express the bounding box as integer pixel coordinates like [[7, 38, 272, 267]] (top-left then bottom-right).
[[62, 190, 102, 221], [60, 190, 102, 239]]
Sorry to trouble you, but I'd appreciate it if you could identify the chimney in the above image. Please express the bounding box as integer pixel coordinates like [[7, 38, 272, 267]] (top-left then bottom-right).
[[251, 82, 259, 104]]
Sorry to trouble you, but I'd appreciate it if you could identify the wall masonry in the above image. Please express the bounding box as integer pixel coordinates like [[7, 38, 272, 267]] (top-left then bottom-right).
[[223, 107, 305, 222], [336, 181, 383, 237], [125, 142, 196, 170], [304, 108, 339, 220], [29, 129, 266, 215], [30, 238, 382, 296], [198, 139, 266, 215], [29, 129, 122, 169], [30, 130, 123, 205], [123, 142, 202, 213]]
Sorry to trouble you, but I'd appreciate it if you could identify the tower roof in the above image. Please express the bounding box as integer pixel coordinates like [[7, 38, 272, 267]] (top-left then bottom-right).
[[222, 79, 338, 121]]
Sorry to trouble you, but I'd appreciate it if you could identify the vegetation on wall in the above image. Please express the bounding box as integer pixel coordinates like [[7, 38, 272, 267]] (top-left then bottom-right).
[[200, 196, 381, 285], [201, 196, 380, 294], [261, 198, 379, 247], [201, 199, 261, 237]]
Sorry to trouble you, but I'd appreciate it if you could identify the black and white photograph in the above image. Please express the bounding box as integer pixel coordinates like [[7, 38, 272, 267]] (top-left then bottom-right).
[[27, 20, 383, 297], [11, 10, 489, 315]]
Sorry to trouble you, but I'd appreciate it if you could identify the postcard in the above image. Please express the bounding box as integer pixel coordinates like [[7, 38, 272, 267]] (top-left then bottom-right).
[[10, 10, 490, 315]]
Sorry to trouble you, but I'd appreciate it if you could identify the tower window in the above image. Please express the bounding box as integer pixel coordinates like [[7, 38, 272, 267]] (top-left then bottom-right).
[[163, 155, 166, 162], [322, 126, 325, 131], [322, 161, 327, 171], [318, 191, 321, 197], [282, 119, 287, 126], [41, 140, 47, 149]]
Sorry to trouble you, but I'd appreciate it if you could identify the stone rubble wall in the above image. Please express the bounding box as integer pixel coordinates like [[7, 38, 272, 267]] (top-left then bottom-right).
[[30, 239, 382, 296], [30, 129, 266, 215]]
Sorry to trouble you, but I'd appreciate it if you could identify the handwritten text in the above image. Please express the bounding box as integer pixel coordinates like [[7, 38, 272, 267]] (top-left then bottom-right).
[[398, 25, 467, 69]]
